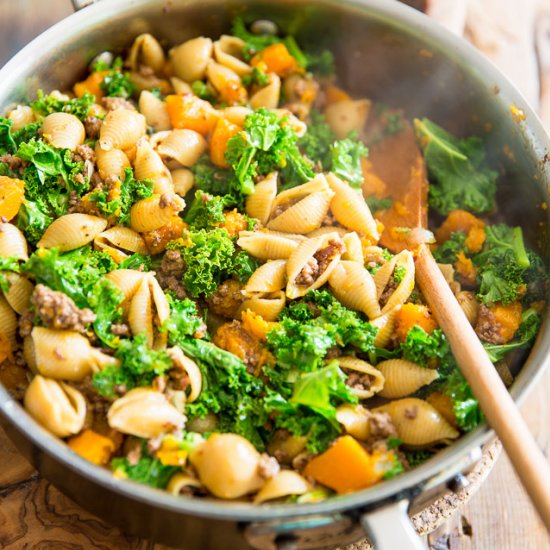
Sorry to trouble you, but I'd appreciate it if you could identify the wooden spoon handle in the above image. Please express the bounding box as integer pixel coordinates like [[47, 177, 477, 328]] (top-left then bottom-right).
[[415, 244, 550, 530]]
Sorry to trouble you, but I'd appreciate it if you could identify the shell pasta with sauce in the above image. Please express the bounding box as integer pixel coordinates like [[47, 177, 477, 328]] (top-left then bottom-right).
[[0, 19, 546, 502]]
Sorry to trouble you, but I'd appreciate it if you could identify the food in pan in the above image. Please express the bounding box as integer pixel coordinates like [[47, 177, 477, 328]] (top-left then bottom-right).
[[0, 19, 546, 502]]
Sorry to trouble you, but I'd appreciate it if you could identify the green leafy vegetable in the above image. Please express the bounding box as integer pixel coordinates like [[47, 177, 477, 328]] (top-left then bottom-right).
[[225, 108, 314, 194], [191, 156, 237, 197], [414, 118, 497, 215], [16, 201, 52, 244], [111, 447, 178, 489], [231, 17, 281, 61], [191, 80, 217, 102], [117, 253, 152, 271], [365, 196, 392, 212], [404, 449, 435, 467], [22, 246, 116, 309], [89, 167, 153, 225], [87, 279, 124, 347], [443, 369, 483, 432], [328, 134, 368, 188], [95, 57, 135, 99], [298, 109, 335, 163], [30, 90, 95, 121], [184, 190, 232, 229], [433, 231, 467, 264], [162, 294, 206, 339], [242, 67, 270, 87], [92, 334, 173, 398]]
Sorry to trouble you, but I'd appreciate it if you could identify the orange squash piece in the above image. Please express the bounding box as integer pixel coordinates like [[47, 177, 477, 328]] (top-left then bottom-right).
[[426, 392, 458, 428], [166, 94, 218, 135], [324, 84, 352, 104], [241, 309, 278, 342], [142, 216, 186, 254], [454, 251, 477, 286], [435, 209, 486, 254], [67, 429, 115, 465], [0, 176, 25, 222], [490, 302, 523, 343], [303, 436, 384, 494], [394, 303, 438, 343], [251, 43, 298, 77], [73, 71, 108, 99], [210, 118, 241, 168], [218, 209, 248, 237]]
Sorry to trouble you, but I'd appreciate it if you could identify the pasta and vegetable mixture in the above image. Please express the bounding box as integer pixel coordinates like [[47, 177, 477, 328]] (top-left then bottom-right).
[[0, 20, 546, 501]]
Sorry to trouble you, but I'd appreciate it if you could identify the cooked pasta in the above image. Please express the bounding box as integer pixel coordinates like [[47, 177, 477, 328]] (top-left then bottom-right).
[[0, 20, 545, 506]]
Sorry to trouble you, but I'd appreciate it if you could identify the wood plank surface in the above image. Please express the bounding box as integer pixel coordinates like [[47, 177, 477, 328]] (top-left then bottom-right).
[[1, 1, 550, 549]]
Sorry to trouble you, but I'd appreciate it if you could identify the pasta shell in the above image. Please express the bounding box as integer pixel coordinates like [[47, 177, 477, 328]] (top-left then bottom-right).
[[0, 222, 28, 260], [156, 129, 207, 167], [24, 375, 86, 437], [129, 72, 171, 95], [267, 174, 334, 234], [105, 269, 145, 313], [374, 398, 460, 447], [37, 214, 107, 252], [337, 356, 385, 399], [286, 232, 344, 299], [139, 91, 171, 131], [370, 306, 400, 348], [171, 168, 194, 197], [213, 35, 251, 76], [377, 359, 439, 399], [167, 346, 202, 403], [328, 261, 381, 319], [307, 226, 348, 238], [250, 74, 281, 110], [170, 77, 193, 95], [99, 109, 147, 152], [380, 250, 415, 314], [127, 275, 170, 349], [127, 33, 165, 72], [167, 473, 204, 496], [206, 60, 245, 102], [244, 260, 287, 295], [274, 109, 307, 138], [130, 193, 185, 233], [42, 112, 85, 150], [373, 255, 398, 299], [94, 226, 149, 263], [8, 105, 34, 131], [342, 232, 364, 264], [239, 291, 286, 321], [95, 145, 131, 180], [336, 404, 373, 440], [237, 230, 304, 260], [254, 471, 311, 503], [245, 172, 278, 225], [108, 388, 185, 439], [170, 37, 213, 82], [327, 173, 379, 241], [134, 138, 173, 194], [221, 106, 252, 126], [2, 272, 33, 314], [456, 290, 479, 326], [324, 99, 371, 139], [31, 327, 118, 381], [0, 294, 17, 348]]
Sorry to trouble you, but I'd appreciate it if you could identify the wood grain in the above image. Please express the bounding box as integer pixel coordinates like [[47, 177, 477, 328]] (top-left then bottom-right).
[[1, 1, 550, 549]]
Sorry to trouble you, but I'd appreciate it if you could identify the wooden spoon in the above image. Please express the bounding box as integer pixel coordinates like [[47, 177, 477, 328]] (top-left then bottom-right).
[[364, 114, 550, 529]]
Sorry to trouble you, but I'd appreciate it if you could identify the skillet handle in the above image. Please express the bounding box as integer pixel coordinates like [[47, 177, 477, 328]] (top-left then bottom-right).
[[71, 0, 98, 10], [360, 499, 425, 550]]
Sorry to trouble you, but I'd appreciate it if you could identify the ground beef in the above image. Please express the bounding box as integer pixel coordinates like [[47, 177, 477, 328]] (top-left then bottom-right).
[[270, 196, 302, 220], [345, 370, 374, 393], [404, 405, 418, 420], [111, 323, 130, 337], [367, 412, 397, 440], [126, 441, 142, 466], [159, 192, 178, 209], [156, 249, 188, 301], [68, 190, 80, 209], [84, 115, 102, 139], [295, 239, 345, 286], [75, 144, 95, 163], [207, 279, 245, 319], [475, 305, 506, 344], [0, 154, 24, 173], [257, 453, 280, 480], [18, 310, 34, 338], [292, 452, 313, 473], [31, 284, 96, 333], [379, 277, 399, 309], [101, 97, 136, 111]]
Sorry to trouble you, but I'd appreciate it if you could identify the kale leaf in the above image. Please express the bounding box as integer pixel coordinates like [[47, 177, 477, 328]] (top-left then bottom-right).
[[89, 167, 153, 225], [95, 57, 135, 99], [87, 279, 124, 347], [443, 368, 483, 432], [433, 231, 468, 264], [30, 90, 95, 121], [92, 334, 173, 398], [328, 134, 368, 188], [414, 118, 497, 215], [184, 190, 232, 229]]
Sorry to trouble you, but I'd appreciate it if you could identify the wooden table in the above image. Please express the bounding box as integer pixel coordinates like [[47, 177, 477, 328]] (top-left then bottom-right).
[[1, 1, 550, 548]]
